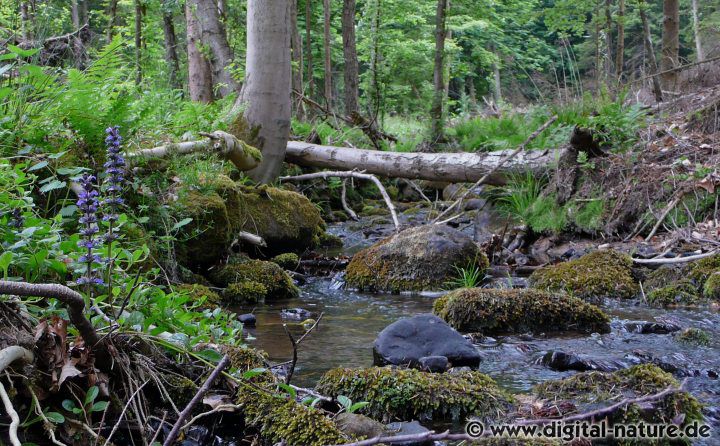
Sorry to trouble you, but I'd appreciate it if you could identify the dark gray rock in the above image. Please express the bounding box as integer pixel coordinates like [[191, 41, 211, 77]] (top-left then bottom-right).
[[238, 313, 256, 327], [373, 314, 481, 369], [418, 356, 449, 373], [335, 413, 387, 439], [537, 350, 624, 372], [385, 421, 432, 446], [621, 320, 682, 334], [280, 308, 312, 320]]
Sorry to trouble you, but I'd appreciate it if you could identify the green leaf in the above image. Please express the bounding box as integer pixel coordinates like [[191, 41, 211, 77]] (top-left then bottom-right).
[[85, 386, 99, 405], [242, 368, 267, 379], [171, 218, 193, 232], [45, 412, 65, 424], [56, 167, 88, 175], [28, 161, 48, 172], [61, 399, 76, 411], [91, 401, 109, 412], [337, 395, 352, 410], [348, 401, 370, 413], [47, 151, 68, 160], [8, 45, 39, 57], [39, 180, 66, 193], [0, 251, 13, 278], [195, 348, 223, 363], [58, 205, 78, 217], [276, 383, 297, 399]]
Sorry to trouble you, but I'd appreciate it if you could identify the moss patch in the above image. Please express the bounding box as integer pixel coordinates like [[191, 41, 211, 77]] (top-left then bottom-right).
[[173, 190, 232, 269], [702, 271, 720, 300], [433, 288, 610, 335], [529, 250, 639, 301], [271, 253, 300, 270], [346, 225, 487, 292], [211, 259, 299, 300], [647, 281, 703, 307], [224, 281, 266, 304], [676, 328, 712, 347], [175, 284, 221, 307], [316, 366, 513, 422]]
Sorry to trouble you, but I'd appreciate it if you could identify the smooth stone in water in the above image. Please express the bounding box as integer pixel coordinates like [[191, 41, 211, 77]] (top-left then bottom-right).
[[385, 421, 432, 446], [280, 308, 313, 320], [238, 313, 256, 327], [373, 314, 481, 369], [537, 350, 625, 372], [621, 320, 682, 334], [335, 413, 387, 439]]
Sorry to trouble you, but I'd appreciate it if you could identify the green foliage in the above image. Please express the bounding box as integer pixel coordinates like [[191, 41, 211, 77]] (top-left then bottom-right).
[[446, 257, 486, 289], [495, 172, 566, 233], [676, 328, 712, 347]]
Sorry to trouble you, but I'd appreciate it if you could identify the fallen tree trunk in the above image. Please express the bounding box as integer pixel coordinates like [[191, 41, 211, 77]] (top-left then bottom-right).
[[285, 141, 558, 185]]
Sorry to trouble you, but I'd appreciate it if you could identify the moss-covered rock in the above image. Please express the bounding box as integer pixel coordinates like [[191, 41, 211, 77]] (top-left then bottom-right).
[[688, 254, 720, 284], [529, 250, 639, 301], [676, 328, 712, 347], [270, 253, 300, 270], [702, 271, 720, 300], [345, 225, 487, 292], [224, 281, 267, 304], [647, 281, 703, 307], [221, 345, 268, 372], [175, 284, 221, 307], [211, 259, 299, 300], [173, 190, 233, 269], [433, 288, 611, 335], [533, 364, 703, 428], [316, 366, 513, 422]]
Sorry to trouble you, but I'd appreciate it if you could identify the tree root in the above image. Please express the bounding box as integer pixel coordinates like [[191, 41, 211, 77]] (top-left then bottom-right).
[[0, 346, 34, 446]]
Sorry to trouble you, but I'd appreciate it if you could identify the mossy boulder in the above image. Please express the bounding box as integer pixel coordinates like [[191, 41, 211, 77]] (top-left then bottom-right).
[[703, 271, 720, 299], [173, 190, 233, 269], [175, 284, 221, 307], [647, 280, 703, 307], [271, 253, 300, 270], [316, 366, 513, 422], [210, 259, 299, 300], [676, 328, 712, 347], [433, 288, 611, 335], [345, 224, 487, 292], [224, 281, 267, 304], [533, 364, 703, 427], [529, 250, 639, 301]]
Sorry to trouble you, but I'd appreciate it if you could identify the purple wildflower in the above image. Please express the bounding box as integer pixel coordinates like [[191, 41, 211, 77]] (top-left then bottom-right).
[[102, 126, 126, 242], [76, 173, 103, 290]]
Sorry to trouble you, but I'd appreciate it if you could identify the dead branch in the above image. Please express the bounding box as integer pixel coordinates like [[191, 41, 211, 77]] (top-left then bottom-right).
[[101, 381, 150, 446], [632, 250, 718, 265], [237, 231, 266, 247], [162, 355, 230, 446], [0, 281, 102, 349], [433, 115, 558, 223], [329, 430, 474, 446], [0, 346, 33, 446], [0, 346, 34, 374], [646, 189, 687, 241], [128, 131, 260, 172], [280, 171, 400, 230], [282, 312, 324, 385], [341, 179, 359, 220]]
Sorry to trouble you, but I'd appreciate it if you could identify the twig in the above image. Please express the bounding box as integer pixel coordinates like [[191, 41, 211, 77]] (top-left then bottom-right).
[[162, 355, 230, 446], [280, 171, 399, 230], [0, 346, 34, 374], [282, 312, 324, 385], [329, 429, 474, 446], [0, 381, 21, 446], [341, 179, 359, 220], [645, 190, 686, 241], [289, 385, 333, 402], [181, 403, 241, 431], [432, 115, 558, 223], [236, 231, 267, 247], [29, 386, 68, 446], [632, 250, 718, 265], [101, 381, 149, 446]]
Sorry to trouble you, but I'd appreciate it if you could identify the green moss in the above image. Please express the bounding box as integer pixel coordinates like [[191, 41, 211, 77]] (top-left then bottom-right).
[[676, 328, 712, 347], [210, 259, 299, 300], [316, 366, 514, 422], [237, 391, 348, 446], [529, 250, 639, 301], [175, 284, 221, 307], [163, 374, 198, 407], [533, 365, 703, 428], [689, 254, 720, 284], [702, 271, 720, 300], [360, 205, 389, 217], [271, 253, 300, 270], [221, 345, 268, 372], [318, 232, 343, 248], [433, 288, 610, 335], [224, 281, 267, 304], [646, 281, 703, 307], [173, 190, 232, 269]]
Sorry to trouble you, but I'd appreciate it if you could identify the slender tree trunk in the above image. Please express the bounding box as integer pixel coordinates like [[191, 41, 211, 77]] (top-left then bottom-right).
[[615, 0, 625, 79], [135, 0, 143, 85], [107, 0, 119, 42], [491, 45, 501, 103], [188, 0, 239, 97], [368, 0, 381, 118], [291, 0, 305, 119], [691, 0, 704, 61], [162, 13, 182, 90], [342, 0, 360, 115], [604, 0, 614, 79], [20, 1, 32, 41], [639, 0, 663, 102], [239, 0, 292, 183], [595, 0, 601, 87], [305, 0, 315, 100], [71, 0, 81, 29], [323, 0, 333, 108], [186, 1, 213, 103], [661, 0, 680, 91], [468, 75, 477, 110], [430, 0, 448, 143]]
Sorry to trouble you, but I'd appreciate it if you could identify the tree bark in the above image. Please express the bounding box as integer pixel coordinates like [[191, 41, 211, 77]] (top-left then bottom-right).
[[342, 0, 359, 114], [186, 1, 214, 103], [430, 0, 448, 143], [291, 0, 305, 119], [162, 13, 182, 90], [323, 0, 333, 108], [616, 0, 625, 79], [639, 0, 663, 102], [239, 0, 292, 183], [604, 0, 614, 79], [691, 0, 704, 61], [188, 0, 239, 97], [368, 0, 381, 118], [135, 0, 143, 85], [661, 0, 680, 91], [20, 1, 32, 41], [106, 0, 119, 42], [71, 0, 87, 28], [285, 141, 557, 185], [305, 0, 315, 100]]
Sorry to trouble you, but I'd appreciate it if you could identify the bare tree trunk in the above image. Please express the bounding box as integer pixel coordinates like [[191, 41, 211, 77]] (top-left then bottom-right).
[[342, 0, 359, 115], [323, 0, 333, 108], [239, 0, 292, 183], [305, 0, 315, 100], [691, 0, 704, 61], [639, 0, 663, 102], [188, 0, 239, 97], [430, 0, 448, 143], [107, 0, 119, 41], [186, 1, 214, 103], [162, 12, 182, 90], [491, 45, 501, 103], [368, 0, 381, 118], [135, 0, 143, 85], [71, 0, 81, 29], [661, 0, 680, 91], [616, 0, 625, 79], [291, 0, 305, 119], [20, 1, 32, 41], [604, 0, 614, 79]]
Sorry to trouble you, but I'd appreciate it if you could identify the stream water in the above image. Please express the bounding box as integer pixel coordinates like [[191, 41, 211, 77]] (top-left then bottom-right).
[[231, 219, 720, 442]]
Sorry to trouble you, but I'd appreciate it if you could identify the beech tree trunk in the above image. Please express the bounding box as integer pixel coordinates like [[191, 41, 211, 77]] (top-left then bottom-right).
[[639, 0, 663, 102], [691, 0, 704, 61], [188, 0, 239, 97], [604, 0, 613, 79], [107, 0, 119, 41], [20, 1, 32, 41], [240, 0, 292, 183], [285, 141, 556, 185], [291, 0, 305, 119], [661, 0, 680, 91], [342, 0, 359, 115], [186, 1, 214, 103], [323, 0, 333, 107], [305, 0, 315, 100], [72, 0, 87, 28], [162, 12, 182, 90], [135, 0, 143, 85], [616, 0, 625, 79], [430, 0, 448, 143]]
